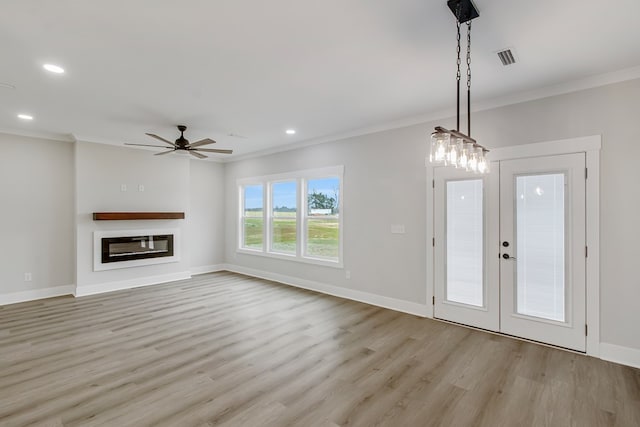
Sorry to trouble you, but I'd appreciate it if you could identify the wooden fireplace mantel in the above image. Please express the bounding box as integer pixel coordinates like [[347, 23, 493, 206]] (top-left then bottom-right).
[[92, 212, 185, 221]]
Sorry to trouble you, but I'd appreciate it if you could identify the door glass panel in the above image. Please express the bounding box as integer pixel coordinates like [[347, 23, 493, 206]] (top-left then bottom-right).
[[515, 174, 565, 321], [446, 179, 484, 307]]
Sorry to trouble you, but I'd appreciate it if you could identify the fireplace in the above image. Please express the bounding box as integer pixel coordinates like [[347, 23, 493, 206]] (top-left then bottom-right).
[[101, 234, 173, 264], [94, 229, 180, 271]]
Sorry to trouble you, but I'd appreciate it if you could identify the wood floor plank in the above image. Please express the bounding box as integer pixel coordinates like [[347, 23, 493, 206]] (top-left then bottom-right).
[[0, 272, 638, 426]]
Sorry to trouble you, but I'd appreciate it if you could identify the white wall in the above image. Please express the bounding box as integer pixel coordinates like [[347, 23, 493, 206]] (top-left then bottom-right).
[[224, 78, 640, 354], [472, 78, 640, 353], [0, 133, 74, 301], [74, 142, 226, 293], [0, 136, 226, 302], [75, 142, 193, 293], [188, 159, 226, 272], [224, 125, 428, 304]]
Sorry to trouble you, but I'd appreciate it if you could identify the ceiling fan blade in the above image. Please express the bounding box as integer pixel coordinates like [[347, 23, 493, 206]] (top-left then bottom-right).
[[154, 150, 175, 156], [125, 143, 172, 148], [195, 148, 233, 154], [145, 133, 176, 147], [188, 150, 208, 159], [189, 138, 216, 148]]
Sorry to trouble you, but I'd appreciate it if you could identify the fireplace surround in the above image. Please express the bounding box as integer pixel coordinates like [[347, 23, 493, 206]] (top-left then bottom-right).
[[93, 229, 180, 271]]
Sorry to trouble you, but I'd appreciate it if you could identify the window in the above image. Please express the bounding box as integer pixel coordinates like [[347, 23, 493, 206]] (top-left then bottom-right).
[[237, 166, 343, 267], [271, 181, 297, 254], [305, 177, 340, 259], [241, 184, 264, 250]]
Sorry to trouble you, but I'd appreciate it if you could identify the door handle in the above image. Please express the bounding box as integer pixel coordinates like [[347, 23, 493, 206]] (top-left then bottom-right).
[[502, 253, 516, 260]]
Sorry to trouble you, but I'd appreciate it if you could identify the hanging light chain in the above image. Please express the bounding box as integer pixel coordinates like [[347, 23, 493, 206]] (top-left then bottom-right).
[[456, 21, 461, 132], [456, 21, 462, 84], [466, 21, 471, 91], [466, 21, 472, 137]]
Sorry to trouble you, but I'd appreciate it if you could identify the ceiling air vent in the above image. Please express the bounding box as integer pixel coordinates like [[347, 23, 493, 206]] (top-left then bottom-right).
[[497, 48, 516, 66]]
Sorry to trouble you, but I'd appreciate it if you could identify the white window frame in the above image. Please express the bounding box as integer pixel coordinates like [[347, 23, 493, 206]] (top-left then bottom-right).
[[238, 182, 266, 252], [237, 166, 344, 268]]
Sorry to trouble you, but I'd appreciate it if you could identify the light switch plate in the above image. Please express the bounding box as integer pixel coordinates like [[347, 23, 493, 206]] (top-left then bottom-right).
[[391, 224, 406, 234]]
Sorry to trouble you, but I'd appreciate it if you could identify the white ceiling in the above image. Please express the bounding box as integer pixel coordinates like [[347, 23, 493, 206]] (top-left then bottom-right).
[[1, 0, 640, 158]]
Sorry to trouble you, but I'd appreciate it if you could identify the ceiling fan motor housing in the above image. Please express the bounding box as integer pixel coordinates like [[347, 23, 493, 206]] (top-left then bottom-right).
[[176, 125, 188, 148]]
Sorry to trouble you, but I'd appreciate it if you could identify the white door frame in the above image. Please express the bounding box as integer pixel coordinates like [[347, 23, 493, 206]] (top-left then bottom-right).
[[426, 135, 601, 356]]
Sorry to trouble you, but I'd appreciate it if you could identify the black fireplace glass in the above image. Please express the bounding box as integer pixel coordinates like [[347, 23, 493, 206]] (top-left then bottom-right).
[[101, 234, 174, 264]]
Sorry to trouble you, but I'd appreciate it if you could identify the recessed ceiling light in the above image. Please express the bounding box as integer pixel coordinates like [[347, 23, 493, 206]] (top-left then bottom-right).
[[285, 129, 296, 135], [43, 64, 65, 74], [18, 114, 34, 120]]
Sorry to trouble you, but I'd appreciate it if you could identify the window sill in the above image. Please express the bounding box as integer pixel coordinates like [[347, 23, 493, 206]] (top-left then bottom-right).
[[236, 248, 343, 269]]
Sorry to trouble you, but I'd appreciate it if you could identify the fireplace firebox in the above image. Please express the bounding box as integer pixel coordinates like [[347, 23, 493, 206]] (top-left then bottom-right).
[[93, 228, 180, 271], [101, 234, 174, 264]]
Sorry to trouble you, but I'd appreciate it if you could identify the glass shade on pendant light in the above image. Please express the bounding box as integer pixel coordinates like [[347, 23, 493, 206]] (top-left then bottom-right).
[[467, 146, 480, 173], [447, 137, 463, 166], [428, 128, 488, 173], [457, 141, 469, 169], [477, 150, 489, 174], [430, 131, 450, 164]]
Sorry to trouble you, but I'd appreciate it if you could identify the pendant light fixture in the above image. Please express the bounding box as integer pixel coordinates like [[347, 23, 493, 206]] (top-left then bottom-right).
[[429, 0, 489, 174]]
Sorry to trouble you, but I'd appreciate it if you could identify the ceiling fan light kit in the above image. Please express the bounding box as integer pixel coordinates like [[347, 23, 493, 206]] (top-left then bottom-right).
[[125, 125, 233, 159], [430, 0, 489, 174]]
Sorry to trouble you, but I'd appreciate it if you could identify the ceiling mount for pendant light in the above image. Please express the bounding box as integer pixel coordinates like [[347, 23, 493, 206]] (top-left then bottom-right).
[[447, 0, 478, 23], [430, 0, 489, 174]]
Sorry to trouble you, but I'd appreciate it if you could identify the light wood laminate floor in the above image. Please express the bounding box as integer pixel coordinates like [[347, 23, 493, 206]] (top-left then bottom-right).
[[1, 272, 638, 427]]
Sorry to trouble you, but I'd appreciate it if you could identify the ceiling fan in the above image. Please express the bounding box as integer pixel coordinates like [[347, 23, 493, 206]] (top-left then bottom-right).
[[125, 125, 233, 158]]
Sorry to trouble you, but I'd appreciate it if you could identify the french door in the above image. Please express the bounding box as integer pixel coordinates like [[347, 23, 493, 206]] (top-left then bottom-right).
[[434, 153, 587, 351], [433, 167, 499, 331]]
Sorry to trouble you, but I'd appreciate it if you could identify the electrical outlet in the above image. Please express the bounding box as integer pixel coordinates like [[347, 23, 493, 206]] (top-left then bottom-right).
[[24, 272, 32, 282], [138, 184, 145, 192], [345, 270, 351, 279], [120, 184, 127, 192]]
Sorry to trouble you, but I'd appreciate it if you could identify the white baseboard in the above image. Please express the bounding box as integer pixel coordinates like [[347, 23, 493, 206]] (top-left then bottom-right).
[[75, 271, 192, 297], [0, 285, 76, 306], [600, 343, 640, 369], [189, 264, 225, 275], [222, 264, 430, 317]]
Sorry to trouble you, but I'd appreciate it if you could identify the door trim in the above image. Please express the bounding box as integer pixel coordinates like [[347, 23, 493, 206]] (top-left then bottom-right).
[[426, 134, 601, 356]]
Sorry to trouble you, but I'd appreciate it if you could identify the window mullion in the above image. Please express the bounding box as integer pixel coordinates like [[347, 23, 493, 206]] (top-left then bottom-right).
[[239, 186, 244, 250], [297, 178, 304, 258], [264, 182, 270, 253]]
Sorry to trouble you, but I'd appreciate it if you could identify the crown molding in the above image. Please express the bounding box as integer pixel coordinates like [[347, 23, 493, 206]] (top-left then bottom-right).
[[0, 128, 76, 143], [3, 65, 640, 160], [226, 65, 640, 163]]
